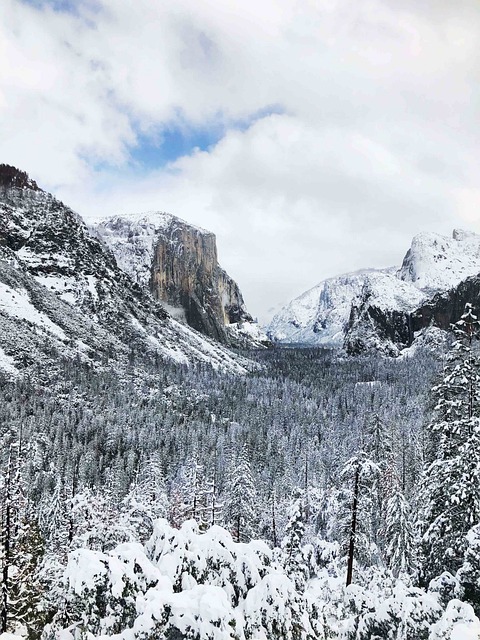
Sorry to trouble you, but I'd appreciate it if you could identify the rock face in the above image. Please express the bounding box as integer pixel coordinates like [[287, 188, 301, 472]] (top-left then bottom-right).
[[149, 217, 250, 341], [411, 275, 480, 334], [269, 229, 480, 355], [0, 165, 251, 377], [96, 213, 268, 347]]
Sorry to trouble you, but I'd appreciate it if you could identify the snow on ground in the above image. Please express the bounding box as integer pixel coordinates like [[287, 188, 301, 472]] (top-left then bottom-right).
[[0, 345, 18, 375], [34, 275, 77, 305], [129, 313, 249, 373], [226, 321, 270, 347], [53, 519, 480, 640], [0, 282, 66, 339]]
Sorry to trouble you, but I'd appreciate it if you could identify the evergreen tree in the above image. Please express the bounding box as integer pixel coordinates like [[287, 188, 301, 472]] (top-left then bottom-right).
[[1, 431, 46, 637], [335, 452, 381, 585], [363, 414, 396, 554], [281, 494, 308, 592], [384, 489, 416, 578], [8, 518, 46, 639], [223, 445, 257, 542], [458, 523, 480, 613], [122, 453, 169, 543], [420, 304, 480, 582]]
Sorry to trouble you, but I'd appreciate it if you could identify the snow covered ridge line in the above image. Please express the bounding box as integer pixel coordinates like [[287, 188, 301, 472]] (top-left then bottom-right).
[[268, 229, 480, 354], [0, 165, 255, 376], [44, 518, 480, 640]]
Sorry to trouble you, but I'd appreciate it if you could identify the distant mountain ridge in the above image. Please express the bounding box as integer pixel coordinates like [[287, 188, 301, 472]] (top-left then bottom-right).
[[268, 229, 480, 354]]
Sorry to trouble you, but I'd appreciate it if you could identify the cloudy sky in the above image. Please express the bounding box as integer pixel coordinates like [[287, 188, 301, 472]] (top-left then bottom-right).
[[1, 0, 480, 321]]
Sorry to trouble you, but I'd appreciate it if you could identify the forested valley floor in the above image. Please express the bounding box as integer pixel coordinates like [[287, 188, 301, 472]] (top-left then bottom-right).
[[2, 317, 480, 639]]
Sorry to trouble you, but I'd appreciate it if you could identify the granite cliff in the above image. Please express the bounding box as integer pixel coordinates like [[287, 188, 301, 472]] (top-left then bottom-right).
[[97, 213, 268, 347]]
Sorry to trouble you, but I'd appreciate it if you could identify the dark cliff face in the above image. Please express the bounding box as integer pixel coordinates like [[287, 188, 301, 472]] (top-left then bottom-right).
[[411, 275, 480, 333], [0, 164, 40, 191], [345, 305, 413, 356], [345, 274, 480, 355], [150, 218, 252, 343]]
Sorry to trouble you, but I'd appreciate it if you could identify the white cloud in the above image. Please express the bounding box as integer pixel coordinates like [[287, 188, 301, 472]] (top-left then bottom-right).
[[0, 0, 479, 320]]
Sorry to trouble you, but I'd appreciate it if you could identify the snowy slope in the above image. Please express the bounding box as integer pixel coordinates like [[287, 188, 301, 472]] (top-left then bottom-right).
[[0, 167, 252, 377], [267, 267, 426, 347], [398, 229, 480, 293], [268, 229, 480, 348], [267, 270, 382, 346]]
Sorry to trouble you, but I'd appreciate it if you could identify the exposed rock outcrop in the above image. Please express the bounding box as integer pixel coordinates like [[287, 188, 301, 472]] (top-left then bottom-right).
[[344, 272, 480, 356], [149, 216, 251, 342], [97, 213, 268, 347], [411, 275, 480, 334]]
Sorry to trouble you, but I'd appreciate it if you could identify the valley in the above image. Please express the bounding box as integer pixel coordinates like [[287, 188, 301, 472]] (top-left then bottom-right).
[[0, 165, 480, 639]]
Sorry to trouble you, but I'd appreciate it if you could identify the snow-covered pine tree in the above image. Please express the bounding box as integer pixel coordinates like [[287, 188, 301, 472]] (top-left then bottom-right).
[[457, 523, 480, 613], [223, 445, 258, 543], [39, 477, 70, 556], [1, 430, 46, 637], [335, 452, 381, 585], [70, 487, 128, 552], [281, 494, 309, 592], [170, 456, 213, 529], [7, 518, 46, 639], [384, 488, 416, 578], [420, 303, 480, 583], [122, 452, 169, 543], [363, 414, 396, 554]]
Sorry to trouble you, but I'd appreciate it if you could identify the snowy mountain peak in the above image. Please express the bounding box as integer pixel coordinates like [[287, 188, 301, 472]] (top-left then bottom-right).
[[95, 212, 216, 294], [99, 210, 212, 239], [269, 228, 480, 350], [267, 269, 385, 346], [452, 228, 479, 242], [0, 170, 254, 376], [397, 228, 480, 293]]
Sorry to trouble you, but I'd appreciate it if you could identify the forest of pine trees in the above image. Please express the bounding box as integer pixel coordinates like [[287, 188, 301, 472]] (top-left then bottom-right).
[[1, 307, 480, 637]]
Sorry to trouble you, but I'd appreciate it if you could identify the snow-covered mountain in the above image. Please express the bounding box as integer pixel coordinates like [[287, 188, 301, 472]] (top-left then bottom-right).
[[398, 229, 480, 292], [96, 213, 269, 348], [0, 165, 252, 377], [267, 269, 393, 346], [268, 229, 480, 353]]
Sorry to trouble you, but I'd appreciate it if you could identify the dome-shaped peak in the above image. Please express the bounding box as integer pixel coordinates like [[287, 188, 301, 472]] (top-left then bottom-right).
[[0, 164, 41, 191]]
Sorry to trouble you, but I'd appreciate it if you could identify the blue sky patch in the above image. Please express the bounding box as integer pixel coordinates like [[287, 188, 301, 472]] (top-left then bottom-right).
[[129, 125, 222, 171], [129, 105, 285, 171], [21, 0, 99, 15]]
